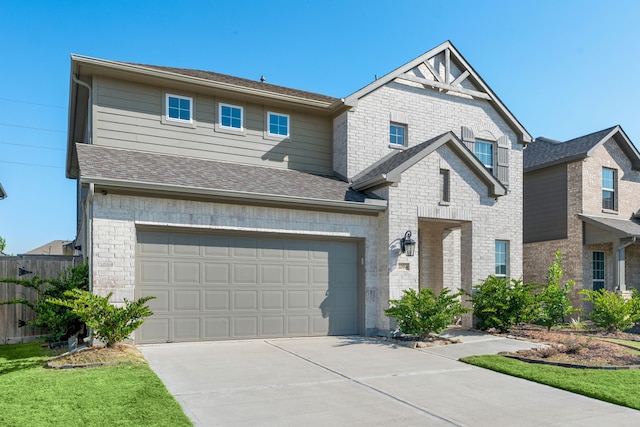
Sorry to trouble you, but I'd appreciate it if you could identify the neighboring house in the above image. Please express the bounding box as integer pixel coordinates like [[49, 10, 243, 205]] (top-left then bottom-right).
[[66, 41, 531, 344], [0, 182, 6, 199], [24, 240, 75, 255], [524, 125, 640, 304]]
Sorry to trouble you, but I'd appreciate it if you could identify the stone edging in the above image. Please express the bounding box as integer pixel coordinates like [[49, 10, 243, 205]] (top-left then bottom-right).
[[503, 354, 640, 370]]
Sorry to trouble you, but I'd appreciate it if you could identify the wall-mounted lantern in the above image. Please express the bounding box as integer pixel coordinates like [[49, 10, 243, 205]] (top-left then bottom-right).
[[400, 230, 416, 257]]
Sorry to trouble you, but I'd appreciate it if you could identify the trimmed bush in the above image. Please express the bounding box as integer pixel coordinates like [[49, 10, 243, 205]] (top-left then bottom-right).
[[385, 288, 468, 338], [49, 289, 155, 347], [472, 276, 537, 332], [581, 288, 640, 332]]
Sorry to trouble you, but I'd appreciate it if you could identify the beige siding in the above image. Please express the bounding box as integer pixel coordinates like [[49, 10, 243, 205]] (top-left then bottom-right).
[[93, 77, 333, 175]]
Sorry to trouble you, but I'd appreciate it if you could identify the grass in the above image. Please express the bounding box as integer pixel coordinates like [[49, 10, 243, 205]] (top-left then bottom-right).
[[602, 338, 640, 350], [461, 354, 640, 410], [0, 342, 192, 427]]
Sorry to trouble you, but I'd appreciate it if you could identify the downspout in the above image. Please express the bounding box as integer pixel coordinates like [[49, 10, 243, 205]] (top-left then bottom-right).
[[85, 183, 95, 344], [616, 237, 637, 293], [72, 74, 92, 144]]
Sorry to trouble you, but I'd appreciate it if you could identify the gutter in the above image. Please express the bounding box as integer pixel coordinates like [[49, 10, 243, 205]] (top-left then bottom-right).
[[79, 176, 388, 213]]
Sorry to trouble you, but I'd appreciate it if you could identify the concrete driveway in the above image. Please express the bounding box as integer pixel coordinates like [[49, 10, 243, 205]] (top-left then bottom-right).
[[140, 333, 640, 427]]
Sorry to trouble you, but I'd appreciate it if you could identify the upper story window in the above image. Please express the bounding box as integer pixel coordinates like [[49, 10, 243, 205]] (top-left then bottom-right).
[[390, 123, 406, 147], [166, 94, 192, 123], [440, 169, 450, 203], [602, 167, 617, 210], [495, 240, 508, 277], [475, 140, 494, 172], [268, 112, 289, 137], [220, 103, 243, 130]]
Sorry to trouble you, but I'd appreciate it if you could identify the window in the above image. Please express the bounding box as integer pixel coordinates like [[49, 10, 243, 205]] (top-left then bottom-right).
[[602, 167, 616, 210], [440, 169, 450, 203], [495, 240, 508, 277], [219, 104, 243, 130], [593, 251, 605, 290], [166, 94, 192, 122], [268, 112, 289, 137], [390, 123, 406, 146], [475, 140, 494, 172]]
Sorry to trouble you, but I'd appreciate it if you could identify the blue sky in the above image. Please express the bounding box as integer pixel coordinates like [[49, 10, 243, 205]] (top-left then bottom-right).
[[1, 0, 639, 254]]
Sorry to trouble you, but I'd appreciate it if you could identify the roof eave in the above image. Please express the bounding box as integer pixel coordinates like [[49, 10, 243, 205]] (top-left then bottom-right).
[[79, 176, 387, 214], [71, 55, 336, 112]]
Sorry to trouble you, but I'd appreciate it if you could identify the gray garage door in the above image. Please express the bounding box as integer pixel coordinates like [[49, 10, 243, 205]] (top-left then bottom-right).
[[136, 230, 360, 343]]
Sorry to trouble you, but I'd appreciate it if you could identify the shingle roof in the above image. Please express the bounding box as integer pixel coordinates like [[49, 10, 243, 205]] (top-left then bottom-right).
[[352, 133, 449, 185], [580, 214, 640, 238], [524, 126, 618, 171], [75, 144, 381, 206], [129, 62, 339, 104]]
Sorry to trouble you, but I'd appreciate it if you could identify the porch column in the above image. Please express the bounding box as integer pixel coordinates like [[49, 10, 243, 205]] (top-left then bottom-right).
[[616, 238, 636, 293]]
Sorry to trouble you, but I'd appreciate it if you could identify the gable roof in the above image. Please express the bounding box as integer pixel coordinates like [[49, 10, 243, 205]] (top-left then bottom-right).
[[351, 132, 506, 197], [524, 125, 640, 172], [0, 182, 5, 199], [343, 41, 532, 145], [75, 144, 386, 213], [25, 240, 74, 255]]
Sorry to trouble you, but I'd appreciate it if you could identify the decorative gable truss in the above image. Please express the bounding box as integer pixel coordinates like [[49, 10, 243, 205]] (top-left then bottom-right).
[[395, 48, 491, 101]]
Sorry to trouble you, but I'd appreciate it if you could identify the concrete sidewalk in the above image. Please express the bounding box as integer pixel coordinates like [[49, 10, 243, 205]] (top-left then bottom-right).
[[140, 334, 640, 427]]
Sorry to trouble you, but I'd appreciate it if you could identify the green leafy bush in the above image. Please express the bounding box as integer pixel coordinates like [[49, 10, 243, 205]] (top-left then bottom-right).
[[536, 251, 575, 331], [0, 263, 89, 342], [49, 289, 155, 347], [581, 288, 640, 332], [385, 288, 469, 338], [472, 276, 537, 332]]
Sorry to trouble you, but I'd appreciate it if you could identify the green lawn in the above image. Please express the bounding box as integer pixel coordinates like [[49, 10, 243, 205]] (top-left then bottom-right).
[[0, 342, 192, 427], [461, 354, 640, 410]]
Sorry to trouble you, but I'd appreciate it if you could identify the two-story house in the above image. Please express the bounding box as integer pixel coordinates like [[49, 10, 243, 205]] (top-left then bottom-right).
[[524, 125, 640, 304], [66, 41, 531, 344]]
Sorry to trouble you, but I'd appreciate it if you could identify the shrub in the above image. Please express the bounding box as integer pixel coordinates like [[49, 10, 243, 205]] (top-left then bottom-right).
[[536, 251, 575, 331], [472, 276, 537, 332], [0, 263, 89, 342], [49, 289, 155, 347], [385, 288, 469, 338], [581, 288, 640, 332]]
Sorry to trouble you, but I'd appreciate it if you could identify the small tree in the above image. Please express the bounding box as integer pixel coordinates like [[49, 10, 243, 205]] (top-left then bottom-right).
[[581, 288, 640, 332], [385, 288, 469, 338], [49, 289, 155, 347], [0, 235, 6, 253], [537, 251, 575, 331], [0, 263, 89, 342], [472, 276, 537, 332]]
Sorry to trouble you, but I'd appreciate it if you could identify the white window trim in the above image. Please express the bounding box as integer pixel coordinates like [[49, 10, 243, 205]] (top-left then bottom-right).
[[389, 123, 407, 148], [593, 251, 605, 290], [495, 240, 509, 278], [602, 167, 617, 212], [162, 93, 195, 128], [475, 139, 495, 171], [265, 111, 290, 139], [218, 102, 244, 132]]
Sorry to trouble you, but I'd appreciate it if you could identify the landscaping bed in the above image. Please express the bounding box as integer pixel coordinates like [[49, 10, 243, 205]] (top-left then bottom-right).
[[47, 343, 146, 368], [500, 324, 640, 368]]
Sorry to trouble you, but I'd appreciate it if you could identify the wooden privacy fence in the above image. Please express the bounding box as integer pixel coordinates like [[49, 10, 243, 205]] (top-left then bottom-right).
[[0, 255, 83, 344]]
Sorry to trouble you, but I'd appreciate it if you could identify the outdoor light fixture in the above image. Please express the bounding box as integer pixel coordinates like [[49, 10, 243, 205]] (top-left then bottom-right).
[[400, 230, 416, 257]]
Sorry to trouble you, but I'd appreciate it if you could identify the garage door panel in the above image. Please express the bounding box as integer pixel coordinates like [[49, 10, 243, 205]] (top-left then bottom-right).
[[140, 261, 169, 283], [261, 291, 284, 310], [233, 263, 258, 284], [261, 316, 284, 335], [173, 262, 200, 283], [204, 290, 230, 311], [143, 289, 170, 312], [234, 317, 258, 336], [202, 235, 230, 257], [234, 290, 258, 310], [137, 230, 359, 343], [261, 264, 285, 284], [287, 315, 310, 334], [204, 263, 230, 284], [287, 291, 310, 309], [140, 317, 170, 342], [174, 290, 200, 311], [174, 318, 201, 341], [204, 317, 230, 338]]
